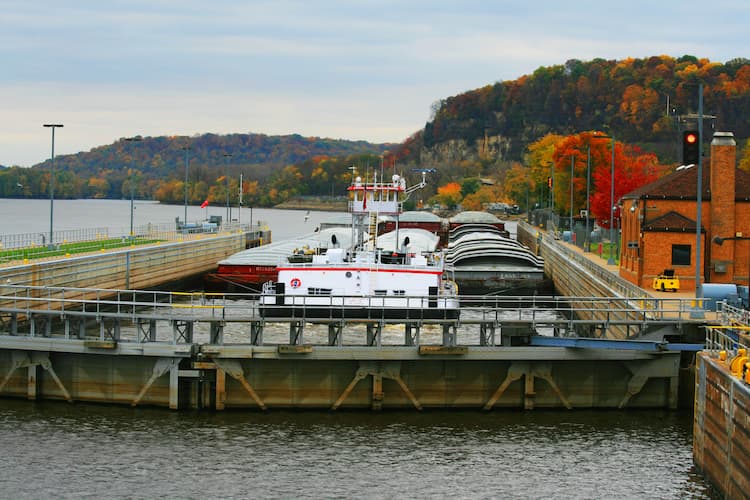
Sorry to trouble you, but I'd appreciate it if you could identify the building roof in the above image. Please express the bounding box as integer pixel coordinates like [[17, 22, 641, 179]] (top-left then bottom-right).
[[622, 163, 750, 201], [642, 211, 704, 233]]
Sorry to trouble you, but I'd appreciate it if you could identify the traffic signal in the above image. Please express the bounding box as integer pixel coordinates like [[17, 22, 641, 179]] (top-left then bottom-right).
[[682, 130, 700, 165]]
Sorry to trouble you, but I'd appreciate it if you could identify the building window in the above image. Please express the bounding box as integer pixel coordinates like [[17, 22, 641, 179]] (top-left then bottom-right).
[[671, 244, 691, 266]]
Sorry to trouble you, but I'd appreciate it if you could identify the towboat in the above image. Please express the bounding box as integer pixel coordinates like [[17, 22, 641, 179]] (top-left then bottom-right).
[[259, 171, 459, 319]]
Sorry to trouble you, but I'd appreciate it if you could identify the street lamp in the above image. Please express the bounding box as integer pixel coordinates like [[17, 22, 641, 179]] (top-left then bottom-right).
[[43, 123, 63, 248], [608, 134, 616, 265], [713, 236, 750, 288], [124, 136, 142, 239], [182, 145, 190, 226], [569, 154, 575, 242], [590, 134, 614, 261], [584, 146, 591, 252], [224, 153, 232, 223]]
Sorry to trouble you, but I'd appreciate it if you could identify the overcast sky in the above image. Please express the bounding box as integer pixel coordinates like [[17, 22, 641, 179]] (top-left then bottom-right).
[[2, 0, 747, 167]]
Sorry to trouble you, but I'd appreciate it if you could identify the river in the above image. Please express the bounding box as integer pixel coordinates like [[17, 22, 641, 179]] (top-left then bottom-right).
[[0, 198, 715, 498]]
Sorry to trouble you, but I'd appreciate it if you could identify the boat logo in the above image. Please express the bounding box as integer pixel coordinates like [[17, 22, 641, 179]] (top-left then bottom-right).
[[290, 278, 302, 289]]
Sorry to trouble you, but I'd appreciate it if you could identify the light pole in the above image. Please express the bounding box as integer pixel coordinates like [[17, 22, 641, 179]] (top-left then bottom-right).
[[608, 135, 616, 265], [585, 146, 591, 252], [569, 154, 575, 242], [224, 153, 232, 223], [43, 123, 63, 248], [124, 136, 142, 238], [182, 145, 190, 225]]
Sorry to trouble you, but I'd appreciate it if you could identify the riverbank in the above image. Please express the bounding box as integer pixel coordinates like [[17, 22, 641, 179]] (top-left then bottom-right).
[[273, 196, 348, 211]]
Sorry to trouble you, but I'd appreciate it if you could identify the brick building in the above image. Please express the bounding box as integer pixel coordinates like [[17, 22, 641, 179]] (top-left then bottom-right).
[[619, 132, 750, 291]]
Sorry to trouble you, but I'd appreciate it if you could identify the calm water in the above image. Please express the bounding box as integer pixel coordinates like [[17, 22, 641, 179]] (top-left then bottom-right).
[[0, 198, 340, 242], [0, 198, 714, 498], [0, 400, 713, 499]]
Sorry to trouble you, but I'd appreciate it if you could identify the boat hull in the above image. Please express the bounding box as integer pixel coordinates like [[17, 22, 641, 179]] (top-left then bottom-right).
[[259, 305, 459, 320]]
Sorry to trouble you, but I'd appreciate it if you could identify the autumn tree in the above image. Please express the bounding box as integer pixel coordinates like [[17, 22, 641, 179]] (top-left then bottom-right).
[[434, 182, 462, 209]]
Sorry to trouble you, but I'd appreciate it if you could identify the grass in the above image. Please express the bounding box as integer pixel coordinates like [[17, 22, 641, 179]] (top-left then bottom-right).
[[584, 241, 620, 265], [0, 237, 163, 263]]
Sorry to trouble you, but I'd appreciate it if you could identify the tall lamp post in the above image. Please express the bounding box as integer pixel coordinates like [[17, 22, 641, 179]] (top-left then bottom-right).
[[569, 154, 575, 241], [124, 136, 142, 238], [224, 153, 232, 223], [590, 134, 614, 260], [182, 145, 190, 225], [584, 146, 591, 252], [607, 135, 616, 265], [43, 123, 63, 248]]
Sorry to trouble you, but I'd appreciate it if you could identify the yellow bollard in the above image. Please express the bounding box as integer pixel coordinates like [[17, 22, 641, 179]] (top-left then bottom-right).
[[745, 362, 750, 384], [65, 253, 70, 258], [719, 350, 727, 361], [729, 349, 748, 377]]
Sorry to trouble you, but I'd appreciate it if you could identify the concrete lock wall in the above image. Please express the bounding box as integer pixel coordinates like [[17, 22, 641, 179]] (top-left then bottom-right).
[[0, 233, 250, 292], [0, 346, 681, 411], [693, 353, 750, 498]]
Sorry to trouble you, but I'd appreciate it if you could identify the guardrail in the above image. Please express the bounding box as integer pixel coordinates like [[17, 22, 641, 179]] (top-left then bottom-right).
[[0, 285, 712, 346], [0, 222, 267, 266], [704, 302, 750, 355]]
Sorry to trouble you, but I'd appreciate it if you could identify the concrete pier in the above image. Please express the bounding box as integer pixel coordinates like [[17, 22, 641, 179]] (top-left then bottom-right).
[[694, 319, 750, 498]]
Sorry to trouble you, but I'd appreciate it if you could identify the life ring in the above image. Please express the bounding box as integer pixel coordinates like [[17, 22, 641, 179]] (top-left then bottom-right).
[[290, 278, 302, 289]]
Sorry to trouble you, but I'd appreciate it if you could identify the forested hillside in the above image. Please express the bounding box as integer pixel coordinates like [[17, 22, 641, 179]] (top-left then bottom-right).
[[4, 55, 750, 214], [409, 55, 750, 164], [0, 133, 389, 205]]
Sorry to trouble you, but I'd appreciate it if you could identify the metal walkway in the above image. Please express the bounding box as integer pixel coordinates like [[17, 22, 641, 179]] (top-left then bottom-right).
[[0, 284, 711, 349]]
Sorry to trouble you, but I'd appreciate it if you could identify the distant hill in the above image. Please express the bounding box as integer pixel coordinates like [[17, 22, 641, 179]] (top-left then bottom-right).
[[0, 133, 390, 203], [395, 55, 750, 168]]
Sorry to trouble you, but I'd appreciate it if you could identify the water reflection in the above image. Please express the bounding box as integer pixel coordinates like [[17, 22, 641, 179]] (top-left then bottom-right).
[[0, 400, 715, 499]]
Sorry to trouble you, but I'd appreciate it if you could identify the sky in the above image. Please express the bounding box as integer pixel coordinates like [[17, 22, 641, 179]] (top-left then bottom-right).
[[2, 0, 748, 167]]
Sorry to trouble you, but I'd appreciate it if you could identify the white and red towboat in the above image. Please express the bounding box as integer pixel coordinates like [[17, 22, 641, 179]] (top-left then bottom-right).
[[259, 171, 459, 319]]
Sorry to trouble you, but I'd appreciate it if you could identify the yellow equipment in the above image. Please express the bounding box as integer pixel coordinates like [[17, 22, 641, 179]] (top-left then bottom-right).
[[652, 269, 680, 292]]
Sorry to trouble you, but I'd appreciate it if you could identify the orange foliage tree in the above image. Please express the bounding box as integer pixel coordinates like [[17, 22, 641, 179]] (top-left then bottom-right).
[[434, 182, 462, 208]]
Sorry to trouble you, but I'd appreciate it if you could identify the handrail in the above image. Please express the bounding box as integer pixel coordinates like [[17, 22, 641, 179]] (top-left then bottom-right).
[[0, 284, 713, 346]]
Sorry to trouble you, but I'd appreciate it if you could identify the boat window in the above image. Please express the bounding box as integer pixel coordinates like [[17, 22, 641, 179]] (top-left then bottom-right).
[[308, 287, 332, 295], [392, 290, 406, 296], [374, 289, 387, 296]]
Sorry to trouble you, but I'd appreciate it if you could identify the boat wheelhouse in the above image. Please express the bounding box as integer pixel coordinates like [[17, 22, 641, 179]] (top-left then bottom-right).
[[259, 171, 459, 319]]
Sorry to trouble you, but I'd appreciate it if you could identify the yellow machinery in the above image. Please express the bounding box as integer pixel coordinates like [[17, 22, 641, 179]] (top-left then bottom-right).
[[652, 269, 680, 292]]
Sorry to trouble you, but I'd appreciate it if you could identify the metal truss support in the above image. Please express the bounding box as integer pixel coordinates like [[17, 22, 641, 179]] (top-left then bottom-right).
[[212, 358, 267, 411], [0, 351, 72, 403], [99, 317, 121, 341], [480, 322, 496, 346], [250, 321, 264, 345], [619, 358, 679, 409], [484, 362, 571, 411], [137, 318, 156, 342], [30, 314, 51, 338], [0, 312, 18, 336], [209, 321, 224, 344], [172, 320, 194, 344], [331, 361, 422, 411], [328, 322, 344, 346], [442, 323, 457, 347], [289, 321, 304, 345], [64, 316, 87, 339], [132, 357, 180, 408], [405, 322, 420, 346], [366, 322, 383, 347]]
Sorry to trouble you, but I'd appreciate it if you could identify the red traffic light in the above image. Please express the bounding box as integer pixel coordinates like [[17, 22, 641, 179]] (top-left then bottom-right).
[[682, 130, 700, 164]]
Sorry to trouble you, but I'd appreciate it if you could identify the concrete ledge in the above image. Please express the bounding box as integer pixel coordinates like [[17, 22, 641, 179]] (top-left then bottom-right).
[[277, 344, 313, 354], [83, 339, 117, 349], [418, 346, 468, 355]]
